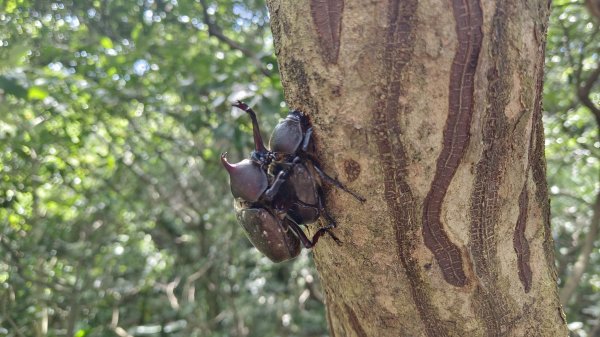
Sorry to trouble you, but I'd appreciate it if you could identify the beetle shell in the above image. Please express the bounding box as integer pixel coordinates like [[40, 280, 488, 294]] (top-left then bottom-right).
[[235, 201, 301, 262], [269, 111, 304, 154], [222, 156, 268, 202], [287, 163, 320, 224]]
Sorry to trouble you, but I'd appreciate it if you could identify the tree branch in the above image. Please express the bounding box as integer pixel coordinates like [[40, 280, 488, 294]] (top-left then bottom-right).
[[197, 0, 271, 76], [182, 262, 213, 303], [578, 61, 600, 126], [551, 191, 593, 206]]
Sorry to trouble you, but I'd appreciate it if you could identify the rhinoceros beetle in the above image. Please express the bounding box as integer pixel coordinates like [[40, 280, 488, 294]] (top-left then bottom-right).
[[222, 153, 346, 262], [221, 100, 365, 262], [233, 100, 365, 203]]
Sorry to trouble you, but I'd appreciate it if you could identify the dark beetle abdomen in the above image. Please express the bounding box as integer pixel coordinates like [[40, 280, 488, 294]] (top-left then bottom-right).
[[236, 205, 301, 262]]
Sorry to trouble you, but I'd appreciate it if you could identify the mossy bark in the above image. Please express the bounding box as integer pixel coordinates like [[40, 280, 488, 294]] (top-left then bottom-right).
[[266, 0, 569, 336]]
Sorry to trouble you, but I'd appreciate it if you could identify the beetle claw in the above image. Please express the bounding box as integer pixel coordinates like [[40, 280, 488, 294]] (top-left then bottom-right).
[[327, 230, 343, 246]]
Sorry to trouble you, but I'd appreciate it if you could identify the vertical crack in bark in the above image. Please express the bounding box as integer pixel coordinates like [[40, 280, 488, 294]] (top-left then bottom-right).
[[512, 5, 551, 296], [513, 0, 554, 301], [468, 2, 517, 335], [515, 51, 546, 294], [530, 32, 557, 281], [514, 179, 532, 292], [371, 0, 449, 336], [326, 300, 337, 337], [310, 0, 344, 63], [422, 0, 483, 287], [344, 303, 367, 337]]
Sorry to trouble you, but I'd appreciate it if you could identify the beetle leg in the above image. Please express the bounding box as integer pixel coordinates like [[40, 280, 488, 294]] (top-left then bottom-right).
[[263, 156, 308, 202], [263, 169, 291, 202], [316, 194, 342, 245], [232, 100, 268, 155], [321, 207, 337, 228], [310, 162, 366, 203], [285, 216, 315, 248], [286, 216, 341, 248]]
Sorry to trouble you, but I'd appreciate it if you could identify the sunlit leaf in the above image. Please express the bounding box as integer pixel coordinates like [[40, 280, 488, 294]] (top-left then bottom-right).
[[27, 86, 48, 100], [100, 37, 114, 49]]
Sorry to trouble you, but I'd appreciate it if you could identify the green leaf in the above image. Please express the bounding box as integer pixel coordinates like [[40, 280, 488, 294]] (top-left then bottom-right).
[[74, 329, 88, 337], [131, 23, 143, 41], [4, 0, 17, 13], [27, 87, 48, 100], [100, 36, 113, 49]]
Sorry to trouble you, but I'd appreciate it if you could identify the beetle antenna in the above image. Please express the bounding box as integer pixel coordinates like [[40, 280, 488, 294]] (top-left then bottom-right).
[[232, 100, 268, 155]]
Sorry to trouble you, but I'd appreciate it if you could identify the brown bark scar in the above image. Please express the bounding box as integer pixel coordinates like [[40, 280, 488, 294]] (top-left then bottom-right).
[[343, 159, 361, 182], [371, 0, 450, 336], [310, 0, 344, 63], [422, 0, 483, 287]]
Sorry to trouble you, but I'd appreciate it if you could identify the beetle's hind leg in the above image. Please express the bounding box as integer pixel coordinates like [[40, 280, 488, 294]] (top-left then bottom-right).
[[286, 215, 341, 248], [318, 201, 342, 245], [319, 221, 342, 246]]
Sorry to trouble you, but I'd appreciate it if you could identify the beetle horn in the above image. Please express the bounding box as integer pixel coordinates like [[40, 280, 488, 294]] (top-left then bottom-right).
[[221, 152, 234, 172], [232, 101, 267, 154], [220, 152, 269, 202]]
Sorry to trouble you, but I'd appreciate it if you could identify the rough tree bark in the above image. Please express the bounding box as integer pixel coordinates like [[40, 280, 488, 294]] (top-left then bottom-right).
[[266, 0, 568, 336]]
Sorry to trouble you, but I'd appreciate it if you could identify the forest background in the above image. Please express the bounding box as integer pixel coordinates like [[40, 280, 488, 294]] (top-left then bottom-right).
[[0, 0, 598, 336]]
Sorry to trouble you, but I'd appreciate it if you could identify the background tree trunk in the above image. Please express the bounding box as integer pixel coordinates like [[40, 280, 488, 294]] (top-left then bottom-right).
[[266, 0, 569, 336]]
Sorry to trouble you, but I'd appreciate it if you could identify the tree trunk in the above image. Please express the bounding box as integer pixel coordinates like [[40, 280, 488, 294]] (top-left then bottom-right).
[[266, 0, 569, 336]]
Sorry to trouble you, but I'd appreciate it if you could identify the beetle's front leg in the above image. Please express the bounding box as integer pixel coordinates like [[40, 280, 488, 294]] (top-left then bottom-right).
[[301, 127, 313, 153], [263, 169, 290, 202], [262, 157, 303, 201], [264, 156, 306, 202]]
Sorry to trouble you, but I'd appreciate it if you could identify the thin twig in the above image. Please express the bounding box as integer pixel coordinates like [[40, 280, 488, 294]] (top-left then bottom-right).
[[578, 60, 600, 125], [197, 0, 271, 76], [560, 188, 600, 304]]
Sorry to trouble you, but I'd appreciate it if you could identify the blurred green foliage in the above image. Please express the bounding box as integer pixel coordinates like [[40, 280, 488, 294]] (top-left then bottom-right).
[[0, 0, 599, 336], [545, 1, 600, 336], [0, 1, 327, 336]]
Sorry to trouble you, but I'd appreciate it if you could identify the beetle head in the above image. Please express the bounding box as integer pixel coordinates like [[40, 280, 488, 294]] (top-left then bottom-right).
[[221, 153, 268, 202], [269, 112, 304, 154]]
